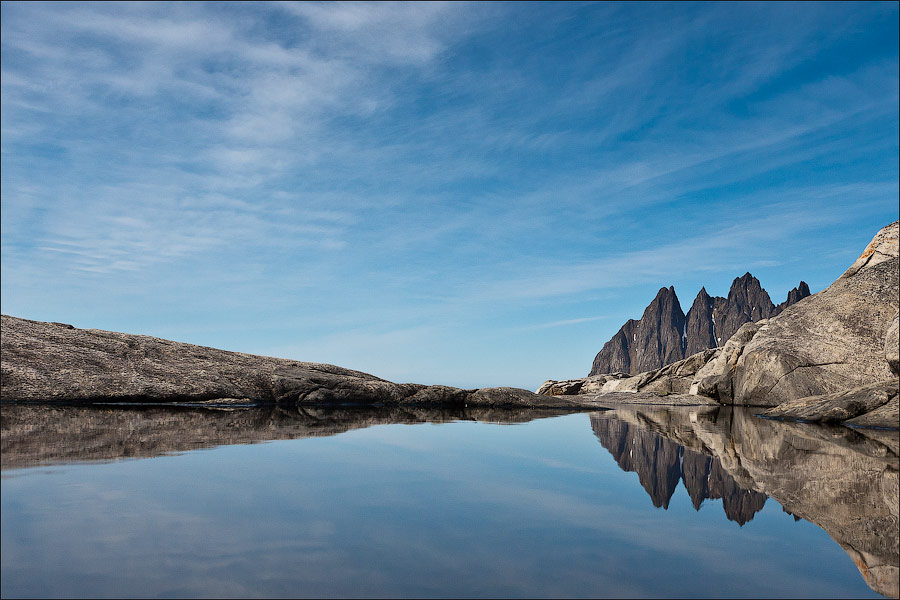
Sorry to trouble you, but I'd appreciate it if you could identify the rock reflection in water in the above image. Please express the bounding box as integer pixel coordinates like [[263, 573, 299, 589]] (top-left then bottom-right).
[[0, 404, 573, 470], [591, 404, 899, 598], [591, 414, 767, 524]]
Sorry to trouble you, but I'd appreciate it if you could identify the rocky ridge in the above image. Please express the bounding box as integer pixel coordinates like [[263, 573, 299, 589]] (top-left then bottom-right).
[[543, 221, 900, 429], [590, 273, 810, 376], [0, 314, 695, 410]]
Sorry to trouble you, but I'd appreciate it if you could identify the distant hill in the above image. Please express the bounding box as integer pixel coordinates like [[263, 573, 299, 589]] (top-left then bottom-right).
[[589, 274, 810, 376]]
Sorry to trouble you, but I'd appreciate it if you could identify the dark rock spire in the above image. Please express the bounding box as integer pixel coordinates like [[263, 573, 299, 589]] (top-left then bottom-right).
[[774, 281, 811, 314], [590, 273, 810, 376], [590, 287, 686, 376], [684, 286, 717, 357], [714, 273, 775, 345]]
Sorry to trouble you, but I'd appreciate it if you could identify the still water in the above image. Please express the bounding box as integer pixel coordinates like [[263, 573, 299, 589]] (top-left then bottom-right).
[[2, 404, 897, 598]]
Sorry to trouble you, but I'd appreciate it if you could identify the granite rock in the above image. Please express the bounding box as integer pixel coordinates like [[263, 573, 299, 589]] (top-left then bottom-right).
[[0, 315, 582, 409], [761, 379, 899, 424], [728, 222, 898, 407], [886, 312, 899, 376]]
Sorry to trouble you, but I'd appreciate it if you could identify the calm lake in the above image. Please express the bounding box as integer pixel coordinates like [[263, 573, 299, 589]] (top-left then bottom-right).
[[2, 404, 897, 598]]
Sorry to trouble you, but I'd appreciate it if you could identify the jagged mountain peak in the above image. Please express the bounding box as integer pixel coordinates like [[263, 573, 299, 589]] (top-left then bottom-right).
[[590, 272, 810, 376], [650, 285, 678, 300], [775, 280, 812, 315], [728, 272, 769, 298]]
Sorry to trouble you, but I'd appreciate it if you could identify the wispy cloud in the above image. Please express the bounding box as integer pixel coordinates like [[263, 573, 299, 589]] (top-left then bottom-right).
[[518, 316, 610, 331], [1, 2, 896, 387]]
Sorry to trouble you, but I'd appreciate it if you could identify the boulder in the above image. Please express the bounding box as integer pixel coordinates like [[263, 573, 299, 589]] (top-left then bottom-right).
[[690, 321, 763, 400], [537, 379, 585, 396], [844, 395, 899, 429]]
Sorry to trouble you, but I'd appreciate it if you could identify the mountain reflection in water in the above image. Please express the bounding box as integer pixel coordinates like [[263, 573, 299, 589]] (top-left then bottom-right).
[[590, 413, 767, 524], [590, 404, 898, 598], [1, 402, 898, 598]]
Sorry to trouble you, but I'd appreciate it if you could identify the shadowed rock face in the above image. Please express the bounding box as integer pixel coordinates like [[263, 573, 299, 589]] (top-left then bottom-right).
[[715, 273, 776, 345], [590, 275, 809, 376], [592, 404, 899, 598], [684, 287, 718, 357]]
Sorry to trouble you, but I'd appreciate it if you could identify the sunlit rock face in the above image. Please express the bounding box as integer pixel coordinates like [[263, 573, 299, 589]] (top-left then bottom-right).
[[707, 221, 899, 408], [590, 274, 809, 377], [0, 315, 601, 410], [591, 405, 899, 598]]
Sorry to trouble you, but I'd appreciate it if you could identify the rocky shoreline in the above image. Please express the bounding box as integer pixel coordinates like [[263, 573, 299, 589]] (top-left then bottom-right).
[[1, 313, 698, 411]]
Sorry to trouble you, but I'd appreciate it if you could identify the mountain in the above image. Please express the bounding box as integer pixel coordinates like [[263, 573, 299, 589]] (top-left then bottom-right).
[[590, 273, 810, 376], [544, 221, 898, 429]]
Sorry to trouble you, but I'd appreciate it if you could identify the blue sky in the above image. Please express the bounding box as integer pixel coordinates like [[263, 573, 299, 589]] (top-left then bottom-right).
[[2, 2, 898, 390]]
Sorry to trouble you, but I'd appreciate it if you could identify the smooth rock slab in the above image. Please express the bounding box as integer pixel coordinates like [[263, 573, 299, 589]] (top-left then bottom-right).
[[761, 379, 899, 426], [0, 315, 582, 409], [845, 396, 900, 429]]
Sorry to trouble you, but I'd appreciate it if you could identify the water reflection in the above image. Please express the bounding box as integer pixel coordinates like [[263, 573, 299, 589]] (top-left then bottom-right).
[[2, 403, 897, 597], [0, 404, 572, 470], [590, 414, 767, 524], [590, 404, 899, 598]]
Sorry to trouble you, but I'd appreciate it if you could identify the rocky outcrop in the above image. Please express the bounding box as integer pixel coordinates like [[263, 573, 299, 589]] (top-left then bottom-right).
[[886, 312, 899, 375], [543, 349, 720, 399], [695, 221, 899, 411], [554, 221, 899, 429], [761, 380, 899, 424], [540, 349, 722, 405], [0, 314, 610, 410], [590, 274, 809, 376]]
